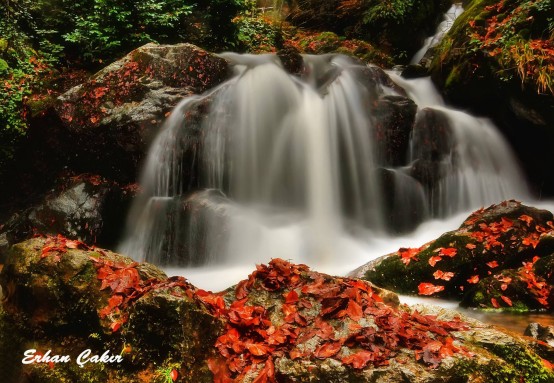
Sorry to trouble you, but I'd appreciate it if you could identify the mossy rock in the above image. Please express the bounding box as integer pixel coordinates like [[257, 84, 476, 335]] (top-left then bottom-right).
[[460, 267, 550, 311], [430, 0, 554, 195], [363, 201, 554, 305]]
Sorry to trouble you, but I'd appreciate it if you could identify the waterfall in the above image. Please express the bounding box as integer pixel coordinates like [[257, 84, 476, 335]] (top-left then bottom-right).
[[411, 3, 464, 65], [118, 51, 529, 287]]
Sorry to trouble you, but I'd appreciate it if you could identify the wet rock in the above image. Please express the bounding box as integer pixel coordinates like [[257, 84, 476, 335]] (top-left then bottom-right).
[[120, 189, 235, 267], [372, 95, 417, 166], [362, 201, 554, 311], [401, 64, 429, 79], [377, 168, 428, 233], [525, 323, 554, 347], [277, 46, 304, 76], [0, 174, 136, 262], [429, 0, 554, 196], [524, 322, 554, 362]]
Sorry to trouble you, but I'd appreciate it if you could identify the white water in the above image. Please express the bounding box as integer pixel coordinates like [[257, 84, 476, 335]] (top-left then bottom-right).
[[411, 3, 464, 65], [119, 37, 530, 292]]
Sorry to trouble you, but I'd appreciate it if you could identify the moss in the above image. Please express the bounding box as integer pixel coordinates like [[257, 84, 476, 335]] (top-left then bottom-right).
[[0, 58, 8, 73], [0, 305, 26, 382], [487, 343, 554, 383]]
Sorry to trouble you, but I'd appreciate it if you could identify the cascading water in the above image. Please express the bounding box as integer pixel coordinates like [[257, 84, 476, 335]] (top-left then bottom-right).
[[411, 3, 464, 65], [119, 20, 530, 290]]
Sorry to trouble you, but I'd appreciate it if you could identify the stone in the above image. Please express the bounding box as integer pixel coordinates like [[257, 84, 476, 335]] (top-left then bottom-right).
[[53, 43, 229, 183], [1, 240, 553, 382], [0, 174, 136, 263], [362, 201, 554, 311]]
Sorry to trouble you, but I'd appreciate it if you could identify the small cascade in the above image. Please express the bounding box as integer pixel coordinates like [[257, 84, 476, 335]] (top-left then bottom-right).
[[411, 3, 464, 65], [388, 72, 529, 217], [119, 51, 529, 274]]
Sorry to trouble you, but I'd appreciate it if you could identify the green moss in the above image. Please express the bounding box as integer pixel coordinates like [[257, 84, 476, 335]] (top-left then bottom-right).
[[487, 343, 554, 383]]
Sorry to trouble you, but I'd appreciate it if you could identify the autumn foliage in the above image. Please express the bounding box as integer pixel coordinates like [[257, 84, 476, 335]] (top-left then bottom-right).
[[365, 201, 554, 310], [202, 259, 469, 382]]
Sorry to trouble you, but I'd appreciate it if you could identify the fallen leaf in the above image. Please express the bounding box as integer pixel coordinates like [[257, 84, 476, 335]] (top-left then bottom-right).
[[428, 256, 442, 267], [418, 283, 445, 296]]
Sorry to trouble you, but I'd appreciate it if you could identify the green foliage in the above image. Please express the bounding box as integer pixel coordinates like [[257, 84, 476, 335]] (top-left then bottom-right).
[[0, 1, 55, 174], [436, 0, 553, 95], [235, 15, 282, 53], [60, 0, 195, 63], [363, 0, 414, 24]]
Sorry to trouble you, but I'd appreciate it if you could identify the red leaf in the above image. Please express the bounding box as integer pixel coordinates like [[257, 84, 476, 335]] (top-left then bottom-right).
[[399, 247, 420, 265], [439, 248, 457, 257], [110, 321, 122, 332], [522, 234, 539, 248], [542, 358, 554, 370], [284, 290, 299, 304], [428, 256, 442, 267], [418, 283, 445, 296], [342, 350, 374, 369], [465, 243, 477, 250], [207, 358, 233, 383], [500, 295, 512, 306], [433, 270, 455, 281], [170, 369, 178, 381], [519, 215, 533, 226], [486, 261, 499, 268], [491, 298, 500, 308], [247, 342, 269, 356], [314, 341, 342, 358], [345, 300, 363, 321], [467, 275, 479, 284]]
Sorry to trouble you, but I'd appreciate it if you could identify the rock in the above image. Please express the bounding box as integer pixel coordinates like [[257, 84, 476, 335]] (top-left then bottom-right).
[[0, 174, 136, 263], [377, 168, 428, 233], [277, 46, 304, 75], [0, 236, 221, 382], [401, 64, 429, 79], [460, 266, 551, 311], [363, 201, 554, 311], [1, 242, 553, 382], [525, 323, 554, 347], [371, 95, 417, 166], [409, 108, 453, 186], [52, 43, 229, 183], [119, 189, 235, 266]]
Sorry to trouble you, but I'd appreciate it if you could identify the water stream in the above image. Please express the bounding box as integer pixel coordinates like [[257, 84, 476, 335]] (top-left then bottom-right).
[[119, 52, 529, 288], [113, 4, 554, 334]]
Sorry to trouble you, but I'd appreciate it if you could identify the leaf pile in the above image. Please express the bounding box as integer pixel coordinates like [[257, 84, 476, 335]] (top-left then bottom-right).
[[203, 259, 470, 382], [90, 255, 197, 332]]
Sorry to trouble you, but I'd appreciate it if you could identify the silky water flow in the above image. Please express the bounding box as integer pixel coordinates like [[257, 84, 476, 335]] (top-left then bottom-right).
[[119, 52, 529, 291]]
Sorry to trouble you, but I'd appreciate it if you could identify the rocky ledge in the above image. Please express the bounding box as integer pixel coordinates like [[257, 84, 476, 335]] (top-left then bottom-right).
[[359, 200, 554, 312], [1, 236, 553, 382]]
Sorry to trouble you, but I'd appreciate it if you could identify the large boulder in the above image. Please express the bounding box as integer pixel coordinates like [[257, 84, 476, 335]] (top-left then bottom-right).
[[53, 43, 229, 183], [429, 0, 554, 195], [361, 201, 554, 311], [1, 237, 553, 382], [0, 174, 136, 263]]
